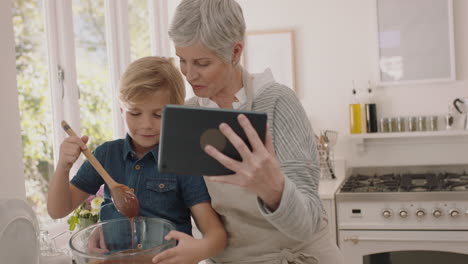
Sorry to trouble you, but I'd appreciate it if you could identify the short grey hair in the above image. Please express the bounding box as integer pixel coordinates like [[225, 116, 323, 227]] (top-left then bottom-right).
[[169, 0, 246, 63]]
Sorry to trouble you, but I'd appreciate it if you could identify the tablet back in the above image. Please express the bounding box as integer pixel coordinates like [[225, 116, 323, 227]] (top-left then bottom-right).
[[158, 105, 267, 176]]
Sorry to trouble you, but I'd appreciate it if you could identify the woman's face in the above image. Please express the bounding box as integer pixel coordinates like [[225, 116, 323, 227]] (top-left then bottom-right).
[[175, 42, 236, 98], [121, 90, 170, 157]]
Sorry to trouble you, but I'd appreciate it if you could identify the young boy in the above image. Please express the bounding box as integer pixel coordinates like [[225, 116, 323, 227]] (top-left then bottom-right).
[[47, 56, 226, 263]]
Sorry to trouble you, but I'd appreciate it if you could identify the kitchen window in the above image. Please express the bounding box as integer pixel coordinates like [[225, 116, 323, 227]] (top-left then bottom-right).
[[129, 0, 151, 60], [13, 0, 53, 227], [73, 0, 113, 150], [12, 0, 170, 229]]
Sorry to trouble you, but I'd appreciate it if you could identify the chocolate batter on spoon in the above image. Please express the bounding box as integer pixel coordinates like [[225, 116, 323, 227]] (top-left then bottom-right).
[[111, 185, 139, 218], [61, 121, 140, 218]]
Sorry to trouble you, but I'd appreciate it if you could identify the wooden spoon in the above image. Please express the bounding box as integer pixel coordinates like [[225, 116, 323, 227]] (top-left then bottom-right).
[[61, 120, 140, 218]]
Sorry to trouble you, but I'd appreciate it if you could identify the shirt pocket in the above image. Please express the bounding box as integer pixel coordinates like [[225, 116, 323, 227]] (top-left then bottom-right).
[[141, 178, 179, 209]]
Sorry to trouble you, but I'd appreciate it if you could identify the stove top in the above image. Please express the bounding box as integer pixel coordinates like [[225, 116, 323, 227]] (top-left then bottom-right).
[[340, 173, 468, 193]]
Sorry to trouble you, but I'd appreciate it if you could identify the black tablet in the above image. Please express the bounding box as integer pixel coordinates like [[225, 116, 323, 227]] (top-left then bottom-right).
[[158, 105, 268, 176]]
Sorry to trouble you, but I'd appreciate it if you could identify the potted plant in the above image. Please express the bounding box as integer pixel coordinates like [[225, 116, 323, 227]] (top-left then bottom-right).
[[67, 185, 104, 231]]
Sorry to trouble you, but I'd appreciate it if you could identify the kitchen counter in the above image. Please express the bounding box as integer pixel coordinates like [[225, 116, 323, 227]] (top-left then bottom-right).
[[319, 178, 345, 199]]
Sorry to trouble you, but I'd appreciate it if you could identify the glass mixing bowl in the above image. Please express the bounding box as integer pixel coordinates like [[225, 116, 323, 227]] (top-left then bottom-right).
[[70, 217, 176, 264]]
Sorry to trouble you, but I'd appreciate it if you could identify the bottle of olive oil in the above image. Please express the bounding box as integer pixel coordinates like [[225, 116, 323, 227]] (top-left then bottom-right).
[[349, 82, 362, 134], [365, 81, 378, 133]]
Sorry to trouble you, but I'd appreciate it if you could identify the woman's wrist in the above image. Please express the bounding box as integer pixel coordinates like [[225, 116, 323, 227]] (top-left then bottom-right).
[[258, 174, 284, 211]]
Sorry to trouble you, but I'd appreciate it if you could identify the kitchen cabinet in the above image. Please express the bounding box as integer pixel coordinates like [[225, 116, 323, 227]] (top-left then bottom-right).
[[349, 130, 468, 152]]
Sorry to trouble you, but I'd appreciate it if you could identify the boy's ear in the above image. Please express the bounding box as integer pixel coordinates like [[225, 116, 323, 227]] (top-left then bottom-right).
[[120, 107, 123, 114]]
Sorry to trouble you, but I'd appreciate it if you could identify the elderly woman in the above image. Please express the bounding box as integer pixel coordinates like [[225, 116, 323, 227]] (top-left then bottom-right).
[[154, 0, 344, 263]]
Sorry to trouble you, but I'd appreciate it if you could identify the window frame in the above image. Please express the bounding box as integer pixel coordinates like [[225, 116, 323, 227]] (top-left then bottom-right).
[[44, 0, 82, 170], [42, 0, 170, 173]]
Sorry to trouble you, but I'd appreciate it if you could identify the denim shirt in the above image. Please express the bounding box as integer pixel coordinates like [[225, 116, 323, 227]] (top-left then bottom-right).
[[71, 134, 211, 235]]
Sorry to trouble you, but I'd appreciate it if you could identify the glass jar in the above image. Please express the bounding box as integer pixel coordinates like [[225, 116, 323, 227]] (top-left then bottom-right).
[[390, 117, 398, 132], [397, 117, 406, 132], [408, 116, 417, 132], [417, 116, 427, 131], [379, 117, 389, 133], [429, 116, 438, 131]]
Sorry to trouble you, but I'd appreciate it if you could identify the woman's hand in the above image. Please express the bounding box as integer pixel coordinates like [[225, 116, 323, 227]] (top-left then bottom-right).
[[152, 231, 202, 264], [204, 114, 284, 211], [57, 135, 88, 171]]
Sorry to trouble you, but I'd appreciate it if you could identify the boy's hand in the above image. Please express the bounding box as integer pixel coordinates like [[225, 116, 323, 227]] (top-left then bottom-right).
[[58, 135, 89, 171], [152, 231, 201, 264], [87, 226, 109, 254]]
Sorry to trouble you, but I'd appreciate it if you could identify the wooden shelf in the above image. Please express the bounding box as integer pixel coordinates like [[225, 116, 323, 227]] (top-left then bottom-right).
[[349, 130, 468, 152]]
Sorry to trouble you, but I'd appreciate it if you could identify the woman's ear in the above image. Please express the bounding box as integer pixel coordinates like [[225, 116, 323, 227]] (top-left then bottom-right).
[[231, 42, 243, 65]]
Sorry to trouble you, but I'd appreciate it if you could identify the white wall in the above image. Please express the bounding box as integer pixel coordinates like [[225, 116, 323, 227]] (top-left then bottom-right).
[[233, 0, 468, 167], [0, 0, 26, 199]]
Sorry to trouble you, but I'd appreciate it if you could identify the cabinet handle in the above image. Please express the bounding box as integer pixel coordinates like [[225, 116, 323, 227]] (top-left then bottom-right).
[[343, 236, 468, 244]]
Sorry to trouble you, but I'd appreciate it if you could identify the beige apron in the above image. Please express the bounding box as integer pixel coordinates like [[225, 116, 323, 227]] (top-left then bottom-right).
[[199, 69, 343, 264], [204, 182, 343, 264]]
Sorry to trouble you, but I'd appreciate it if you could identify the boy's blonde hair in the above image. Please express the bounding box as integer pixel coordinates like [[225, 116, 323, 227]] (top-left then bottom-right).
[[119, 56, 185, 105]]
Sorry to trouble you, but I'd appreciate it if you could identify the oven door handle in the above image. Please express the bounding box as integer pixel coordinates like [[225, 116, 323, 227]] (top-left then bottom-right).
[[343, 236, 468, 245]]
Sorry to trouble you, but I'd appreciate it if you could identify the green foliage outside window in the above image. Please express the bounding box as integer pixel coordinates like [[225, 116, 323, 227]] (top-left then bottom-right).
[[13, 0, 54, 226]]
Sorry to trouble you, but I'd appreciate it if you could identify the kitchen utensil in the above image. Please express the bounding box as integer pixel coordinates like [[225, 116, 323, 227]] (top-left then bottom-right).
[[453, 97, 468, 130], [61, 120, 140, 218], [315, 135, 331, 180], [324, 130, 338, 179], [322, 132, 336, 179], [445, 105, 455, 130], [324, 130, 338, 147], [70, 217, 176, 264]]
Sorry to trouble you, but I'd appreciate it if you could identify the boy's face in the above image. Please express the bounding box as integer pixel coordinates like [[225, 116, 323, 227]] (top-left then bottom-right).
[[121, 90, 170, 157]]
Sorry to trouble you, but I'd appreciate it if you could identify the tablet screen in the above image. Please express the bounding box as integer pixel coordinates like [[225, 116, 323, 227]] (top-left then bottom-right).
[[158, 105, 267, 176]]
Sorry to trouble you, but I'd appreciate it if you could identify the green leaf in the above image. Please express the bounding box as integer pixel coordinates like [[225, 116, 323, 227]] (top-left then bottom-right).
[[68, 215, 78, 231]]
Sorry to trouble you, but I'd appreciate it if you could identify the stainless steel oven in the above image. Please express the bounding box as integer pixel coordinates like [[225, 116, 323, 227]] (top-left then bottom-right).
[[336, 172, 468, 264]]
